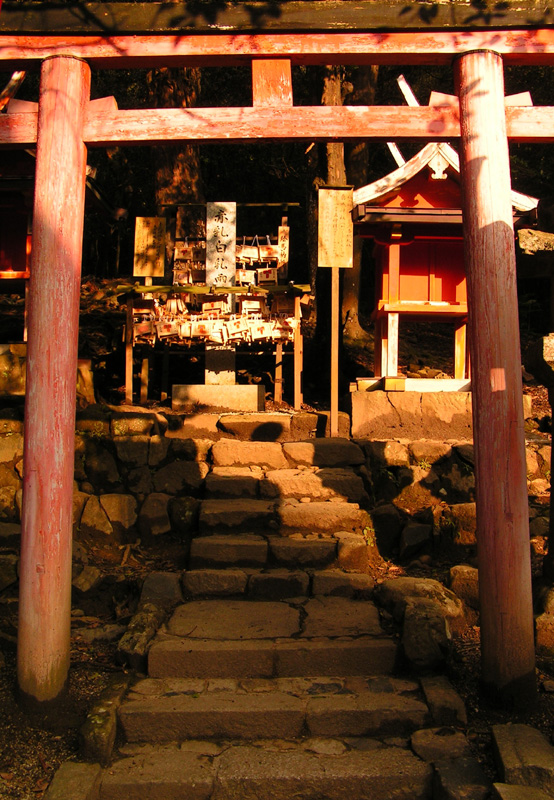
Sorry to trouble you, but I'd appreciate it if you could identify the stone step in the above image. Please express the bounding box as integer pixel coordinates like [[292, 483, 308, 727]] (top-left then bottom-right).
[[100, 741, 432, 800], [119, 676, 429, 743], [148, 597, 397, 678], [188, 534, 339, 570], [198, 498, 368, 535], [149, 635, 397, 679], [204, 466, 369, 505], [181, 567, 374, 600]]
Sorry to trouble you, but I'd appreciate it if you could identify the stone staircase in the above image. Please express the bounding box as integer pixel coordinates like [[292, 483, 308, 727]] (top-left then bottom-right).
[[58, 433, 475, 799], [101, 592, 435, 800]]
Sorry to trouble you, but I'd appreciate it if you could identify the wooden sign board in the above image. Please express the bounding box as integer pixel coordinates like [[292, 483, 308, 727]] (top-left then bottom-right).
[[277, 225, 290, 274], [206, 201, 236, 287], [318, 187, 353, 268], [133, 216, 165, 277]]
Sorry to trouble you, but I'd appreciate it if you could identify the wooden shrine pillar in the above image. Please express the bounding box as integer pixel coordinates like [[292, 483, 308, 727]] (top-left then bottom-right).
[[454, 50, 535, 705], [18, 56, 90, 706]]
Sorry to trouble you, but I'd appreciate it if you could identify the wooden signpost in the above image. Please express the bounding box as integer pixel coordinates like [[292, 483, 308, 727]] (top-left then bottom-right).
[[318, 187, 353, 437], [205, 202, 237, 384]]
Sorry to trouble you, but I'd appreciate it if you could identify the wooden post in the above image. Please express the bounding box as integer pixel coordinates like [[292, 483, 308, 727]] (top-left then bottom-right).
[[330, 266, 339, 436], [125, 295, 133, 404], [17, 56, 90, 706], [274, 341, 283, 403], [293, 295, 303, 409], [455, 49, 536, 705], [454, 319, 467, 380]]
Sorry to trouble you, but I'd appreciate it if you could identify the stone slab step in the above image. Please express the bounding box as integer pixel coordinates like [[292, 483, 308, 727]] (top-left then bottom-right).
[[199, 498, 367, 535], [181, 567, 374, 600], [148, 636, 397, 679], [119, 676, 429, 742], [100, 742, 432, 800], [148, 598, 396, 678], [188, 534, 339, 570]]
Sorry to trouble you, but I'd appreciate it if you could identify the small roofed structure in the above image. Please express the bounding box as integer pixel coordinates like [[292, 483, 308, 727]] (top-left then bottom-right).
[[352, 141, 537, 381]]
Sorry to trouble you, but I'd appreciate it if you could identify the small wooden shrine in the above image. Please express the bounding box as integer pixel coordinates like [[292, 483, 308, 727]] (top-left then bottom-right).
[[124, 206, 309, 408], [353, 141, 537, 381]]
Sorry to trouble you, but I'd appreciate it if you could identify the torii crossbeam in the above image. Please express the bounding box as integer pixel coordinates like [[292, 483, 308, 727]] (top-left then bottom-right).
[[1, 0, 551, 709]]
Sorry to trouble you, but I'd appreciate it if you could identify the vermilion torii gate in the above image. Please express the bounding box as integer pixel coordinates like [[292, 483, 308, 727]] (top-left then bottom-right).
[[1, 1, 553, 708]]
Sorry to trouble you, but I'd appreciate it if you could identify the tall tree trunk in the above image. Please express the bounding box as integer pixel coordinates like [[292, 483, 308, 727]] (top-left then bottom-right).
[[343, 66, 379, 343], [146, 67, 205, 271]]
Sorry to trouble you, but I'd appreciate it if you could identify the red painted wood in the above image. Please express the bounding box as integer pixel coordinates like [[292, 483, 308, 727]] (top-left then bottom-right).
[[252, 59, 293, 107], [2, 30, 554, 68], [5, 104, 554, 148], [455, 50, 535, 704], [17, 56, 90, 705]]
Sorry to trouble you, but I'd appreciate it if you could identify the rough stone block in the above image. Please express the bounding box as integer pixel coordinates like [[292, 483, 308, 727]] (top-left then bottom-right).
[[149, 638, 276, 679], [248, 569, 309, 600], [183, 569, 248, 597], [168, 437, 213, 462], [44, 762, 102, 800], [172, 384, 265, 412], [138, 493, 171, 537], [278, 501, 364, 534], [153, 460, 209, 495], [364, 440, 410, 468], [79, 495, 113, 538], [283, 439, 364, 468], [402, 599, 452, 670], [213, 743, 431, 800], [119, 691, 305, 742], [141, 572, 183, 608], [411, 727, 471, 762], [409, 440, 453, 465], [165, 414, 220, 440], [420, 675, 467, 726], [399, 522, 432, 560], [433, 756, 490, 800], [217, 413, 292, 442], [113, 435, 149, 467], [311, 569, 374, 598], [351, 391, 472, 440], [199, 499, 276, 533], [492, 724, 554, 794], [375, 577, 465, 631], [111, 411, 157, 437], [205, 467, 260, 498], [449, 564, 479, 610], [189, 535, 268, 568], [212, 439, 287, 469], [100, 749, 214, 800], [0, 433, 23, 464], [269, 537, 337, 568], [275, 637, 397, 678], [302, 597, 382, 638], [336, 531, 372, 573], [80, 677, 131, 766], [99, 493, 137, 536], [0, 553, 18, 591], [306, 692, 428, 737], [261, 467, 367, 504], [166, 599, 299, 640], [117, 603, 167, 672], [493, 784, 553, 800]]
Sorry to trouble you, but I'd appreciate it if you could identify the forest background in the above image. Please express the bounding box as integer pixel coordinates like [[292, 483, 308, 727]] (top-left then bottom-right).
[[2, 0, 554, 400]]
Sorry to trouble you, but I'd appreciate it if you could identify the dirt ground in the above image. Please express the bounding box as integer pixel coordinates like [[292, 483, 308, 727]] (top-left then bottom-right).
[[1, 282, 554, 797], [2, 549, 554, 798]]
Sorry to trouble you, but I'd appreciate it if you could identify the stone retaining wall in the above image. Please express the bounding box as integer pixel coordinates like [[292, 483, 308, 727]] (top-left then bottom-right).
[[0, 405, 550, 594]]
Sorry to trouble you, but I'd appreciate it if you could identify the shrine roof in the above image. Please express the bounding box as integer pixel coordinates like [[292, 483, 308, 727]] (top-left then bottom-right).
[[352, 142, 538, 216]]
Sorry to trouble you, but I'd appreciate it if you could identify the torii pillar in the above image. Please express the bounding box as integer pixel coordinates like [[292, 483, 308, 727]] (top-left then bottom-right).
[[455, 50, 536, 705], [17, 56, 90, 706]]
